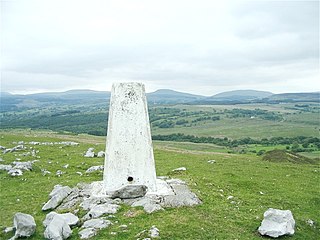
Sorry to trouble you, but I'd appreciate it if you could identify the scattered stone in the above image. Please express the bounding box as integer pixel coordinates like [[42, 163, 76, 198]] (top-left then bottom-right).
[[160, 182, 201, 208], [84, 148, 95, 158], [149, 225, 160, 238], [144, 203, 163, 214], [56, 170, 64, 176], [227, 196, 234, 200], [63, 164, 69, 169], [85, 165, 104, 173], [76, 172, 83, 176], [208, 160, 216, 164], [258, 208, 295, 238], [44, 214, 72, 240], [110, 185, 148, 199], [8, 168, 23, 176], [42, 169, 51, 176], [0, 164, 12, 171], [13, 212, 36, 238], [97, 151, 105, 157], [42, 185, 72, 211], [79, 228, 96, 239], [306, 219, 315, 227], [172, 167, 187, 172], [12, 161, 33, 171], [43, 212, 79, 227], [4, 226, 14, 233], [85, 203, 120, 219], [82, 218, 112, 229], [119, 224, 127, 229]]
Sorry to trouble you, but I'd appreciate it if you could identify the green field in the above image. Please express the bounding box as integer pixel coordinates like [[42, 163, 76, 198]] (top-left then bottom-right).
[[0, 130, 319, 239]]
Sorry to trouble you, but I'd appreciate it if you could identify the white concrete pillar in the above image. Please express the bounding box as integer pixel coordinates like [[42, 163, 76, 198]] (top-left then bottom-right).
[[103, 82, 157, 193]]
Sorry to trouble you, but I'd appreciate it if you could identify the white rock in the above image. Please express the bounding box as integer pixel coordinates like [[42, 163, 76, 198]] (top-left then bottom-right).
[[0, 164, 12, 171], [86, 203, 120, 219], [109, 185, 148, 199], [227, 196, 234, 200], [12, 161, 33, 171], [144, 204, 163, 214], [97, 151, 105, 157], [258, 208, 295, 238], [84, 148, 95, 157], [4, 226, 14, 233], [79, 228, 97, 239], [42, 185, 72, 211], [56, 170, 64, 176], [8, 168, 23, 176], [63, 164, 69, 169], [44, 215, 72, 240], [83, 218, 112, 229], [208, 160, 216, 164], [85, 165, 104, 173], [43, 212, 79, 227], [172, 167, 187, 171], [149, 225, 160, 238], [306, 219, 315, 227], [13, 212, 36, 238]]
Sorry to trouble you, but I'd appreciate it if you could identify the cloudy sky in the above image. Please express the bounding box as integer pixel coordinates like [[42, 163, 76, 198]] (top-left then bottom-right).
[[1, 0, 319, 95]]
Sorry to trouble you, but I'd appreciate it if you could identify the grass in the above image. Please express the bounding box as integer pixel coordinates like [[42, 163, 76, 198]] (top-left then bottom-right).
[[0, 130, 319, 239]]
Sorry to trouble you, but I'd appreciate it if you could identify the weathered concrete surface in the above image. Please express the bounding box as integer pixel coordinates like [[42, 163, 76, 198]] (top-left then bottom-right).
[[103, 82, 157, 193]]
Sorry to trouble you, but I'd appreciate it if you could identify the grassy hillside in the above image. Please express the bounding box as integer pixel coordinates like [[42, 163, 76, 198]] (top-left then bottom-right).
[[0, 130, 319, 239]]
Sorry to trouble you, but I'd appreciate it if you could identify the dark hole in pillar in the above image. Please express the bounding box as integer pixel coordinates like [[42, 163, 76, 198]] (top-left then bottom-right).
[[127, 176, 133, 182]]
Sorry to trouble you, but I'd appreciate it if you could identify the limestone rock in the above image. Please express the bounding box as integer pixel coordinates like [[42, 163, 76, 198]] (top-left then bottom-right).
[[13, 212, 36, 238], [44, 214, 72, 240], [85, 165, 104, 173], [144, 203, 163, 214], [110, 185, 148, 199], [85, 203, 120, 219], [8, 168, 23, 176], [79, 228, 96, 239], [149, 225, 160, 238], [97, 151, 105, 157], [42, 185, 72, 211], [12, 161, 33, 171], [43, 212, 79, 227], [172, 167, 186, 172], [80, 196, 113, 211], [258, 208, 295, 238], [161, 183, 201, 207], [0, 164, 12, 171], [82, 218, 112, 229], [84, 148, 95, 158]]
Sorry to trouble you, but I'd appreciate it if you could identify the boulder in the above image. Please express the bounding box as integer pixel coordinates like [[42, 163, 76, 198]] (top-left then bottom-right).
[[85, 166, 104, 173], [172, 167, 187, 172], [12, 161, 33, 171], [79, 228, 96, 239], [43, 212, 79, 227], [149, 225, 160, 238], [82, 218, 112, 229], [0, 164, 12, 171], [161, 183, 201, 207], [258, 208, 295, 238], [44, 215, 72, 240], [110, 185, 148, 199], [97, 151, 105, 157], [85, 203, 120, 219], [84, 148, 95, 158], [144, 203, 163, 214], [13, 213, 36, 238], [8, 168, 23, 176], [42, 185, 72, 211]]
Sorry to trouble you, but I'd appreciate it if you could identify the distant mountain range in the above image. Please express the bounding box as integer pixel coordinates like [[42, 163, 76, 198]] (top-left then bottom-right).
[[1, 89, 319, 111]]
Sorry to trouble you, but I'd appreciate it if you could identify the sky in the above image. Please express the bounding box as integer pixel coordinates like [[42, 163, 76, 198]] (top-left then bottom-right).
[[1, 0, 319, 96]]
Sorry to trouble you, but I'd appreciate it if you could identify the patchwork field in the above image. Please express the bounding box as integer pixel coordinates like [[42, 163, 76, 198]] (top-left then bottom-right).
[[0, 130, 319, 239]]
